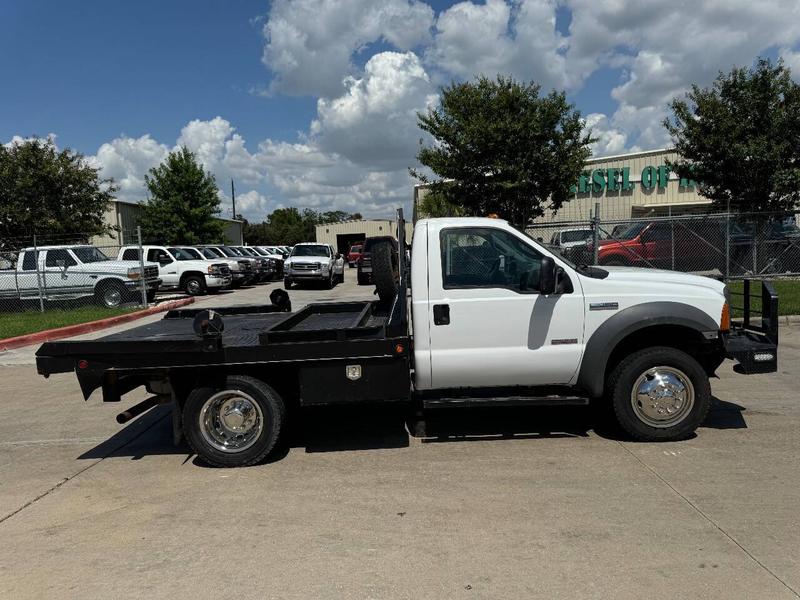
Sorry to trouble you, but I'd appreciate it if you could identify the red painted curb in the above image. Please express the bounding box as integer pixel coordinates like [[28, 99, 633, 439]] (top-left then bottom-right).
[[0, 297, 195, 352]]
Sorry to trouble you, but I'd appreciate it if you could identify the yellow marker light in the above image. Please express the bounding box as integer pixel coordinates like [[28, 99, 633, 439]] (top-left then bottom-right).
[[720, 302, 731, 332]]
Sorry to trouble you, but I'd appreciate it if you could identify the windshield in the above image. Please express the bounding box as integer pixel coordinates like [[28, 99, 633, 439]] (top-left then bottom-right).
[[252, 247, 269, 256], [561, 230, 593, 243], [200, 247, 221, 259], [178, 247, 204, 260], [613, 222, 648, 240], [167, 247, 198, 261], [217, 247, 238, 257], [240, 247, 257, 256], [291, 245, 330, 257], [350, 245, 362, 252], [73, 247, 109, 263]]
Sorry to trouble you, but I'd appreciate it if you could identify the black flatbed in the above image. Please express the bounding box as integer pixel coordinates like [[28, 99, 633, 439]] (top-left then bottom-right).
[[36, 297, 411, 403]]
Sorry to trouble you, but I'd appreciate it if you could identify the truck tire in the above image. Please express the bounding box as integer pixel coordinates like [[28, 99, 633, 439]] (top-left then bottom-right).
[[183, 274, 206, 296], [146, 289, 157, 303], [183, 375, 286, 468], [370, 240, 398, 303], [284, 278, 293, 289], [606, 346, 711, 442], [357, 272, 368, 285], [95, 280, 127, 308], [326, 271, 334, 289]]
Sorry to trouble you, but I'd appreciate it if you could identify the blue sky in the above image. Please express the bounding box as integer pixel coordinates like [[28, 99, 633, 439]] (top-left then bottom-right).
[[2, 0, 799, 220]]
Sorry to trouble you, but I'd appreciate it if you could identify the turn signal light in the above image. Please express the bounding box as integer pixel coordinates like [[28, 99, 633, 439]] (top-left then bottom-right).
[[720, 302, 731, 332], [395, 344, 404, 354], [78, 360, 89, 370]]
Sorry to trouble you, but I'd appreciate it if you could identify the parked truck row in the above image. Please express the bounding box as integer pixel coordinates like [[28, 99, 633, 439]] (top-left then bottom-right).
[[0, 242, 296, 309]]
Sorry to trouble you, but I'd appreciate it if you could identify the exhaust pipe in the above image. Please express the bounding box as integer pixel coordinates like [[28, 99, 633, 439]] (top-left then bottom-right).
[[116, 395, 169, 424]]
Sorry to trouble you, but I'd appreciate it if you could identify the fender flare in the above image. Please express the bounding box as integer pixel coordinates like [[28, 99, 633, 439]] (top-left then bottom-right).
[[577, 301, 719, 397]]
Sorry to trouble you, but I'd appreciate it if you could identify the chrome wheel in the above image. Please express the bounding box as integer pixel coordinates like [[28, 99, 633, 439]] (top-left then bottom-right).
[[630, 366, 695, 428], [186, 278, 202, 295], [199, 390, 264, 453], [103, 286, 122, 307]]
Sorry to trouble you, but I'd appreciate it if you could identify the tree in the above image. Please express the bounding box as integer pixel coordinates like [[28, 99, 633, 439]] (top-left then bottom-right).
[[665, 58, 800, 214], [138, 147, 223, 244], [244, 208, 363, 245], [0, 138, 115, 242], [412, 76, 594, 228]]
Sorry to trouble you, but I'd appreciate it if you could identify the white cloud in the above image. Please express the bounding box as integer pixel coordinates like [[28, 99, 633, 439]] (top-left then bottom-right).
[[311, 51, 438, 167], [565, 0, 800, 148], [262, 0, 434, 97], [427, 0, 569, 89], [88, 134, 169, 200], [583, 113, 627, 157], [781, 46, 800, 80]]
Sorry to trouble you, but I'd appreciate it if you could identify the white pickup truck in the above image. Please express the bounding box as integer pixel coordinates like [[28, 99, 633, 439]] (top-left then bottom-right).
[[0, 245, 161, 308], [284, 242, 345, 289], [118, 245, 231, 296], [36, 211, 777, 467]]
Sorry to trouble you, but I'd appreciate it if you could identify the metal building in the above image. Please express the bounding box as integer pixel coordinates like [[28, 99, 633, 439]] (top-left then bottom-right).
[[414, 148, 711, 223], [315, 219, 414, 255], [90, 199, 244, 250]]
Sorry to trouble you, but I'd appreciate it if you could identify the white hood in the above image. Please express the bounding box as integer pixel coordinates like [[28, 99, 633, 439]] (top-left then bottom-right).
[[600, 266, 726, 295]]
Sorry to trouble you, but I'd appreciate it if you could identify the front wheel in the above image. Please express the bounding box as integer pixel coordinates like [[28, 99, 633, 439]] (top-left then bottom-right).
[[184, 275, 206, 296], [95, 281, 127, 308], [606, 346, 711, 441], [183, 375, 286, 468]]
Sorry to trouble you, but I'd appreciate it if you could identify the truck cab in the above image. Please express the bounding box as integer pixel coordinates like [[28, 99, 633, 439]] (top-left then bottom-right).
[[411, 217, 739, 397]]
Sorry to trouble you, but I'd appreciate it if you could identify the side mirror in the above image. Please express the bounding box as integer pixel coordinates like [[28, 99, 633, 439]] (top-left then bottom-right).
[[539, 256, 557, 295], [56, 259, 66, 269], [336, 253, 342, 259]]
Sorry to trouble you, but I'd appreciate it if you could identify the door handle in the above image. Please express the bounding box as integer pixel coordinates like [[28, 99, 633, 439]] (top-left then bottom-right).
[[433, 304, 450, 326]]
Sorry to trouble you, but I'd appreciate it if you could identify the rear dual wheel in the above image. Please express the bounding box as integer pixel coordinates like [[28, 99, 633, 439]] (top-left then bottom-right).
[[183, 375, 286, 467]]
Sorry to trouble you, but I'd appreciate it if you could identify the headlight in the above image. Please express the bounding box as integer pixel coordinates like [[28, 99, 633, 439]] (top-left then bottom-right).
[[208, 265, 221, 275], [127, 267, 142, 280]]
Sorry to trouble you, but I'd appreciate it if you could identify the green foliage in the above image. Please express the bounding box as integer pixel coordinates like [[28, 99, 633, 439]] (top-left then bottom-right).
[[665, 58, 800, 214], [138, 147, 224, 244], [0, 138, 116, 242], [412, 75, 595, 227], [416, 185, 467, 218], [243, 208, 362, 245]]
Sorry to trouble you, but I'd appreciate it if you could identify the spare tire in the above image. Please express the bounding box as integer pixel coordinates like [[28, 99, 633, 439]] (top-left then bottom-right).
[[371, 240, 398, 304]]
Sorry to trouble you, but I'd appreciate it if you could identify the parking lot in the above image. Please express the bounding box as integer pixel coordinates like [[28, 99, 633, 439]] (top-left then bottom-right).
[[0, 273, 798, 599]]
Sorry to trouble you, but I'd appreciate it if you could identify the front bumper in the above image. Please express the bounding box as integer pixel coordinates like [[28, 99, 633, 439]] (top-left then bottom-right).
[[725, 330, 778, 374], [285, 268, 329, 281], [206, 274, 232, 289]]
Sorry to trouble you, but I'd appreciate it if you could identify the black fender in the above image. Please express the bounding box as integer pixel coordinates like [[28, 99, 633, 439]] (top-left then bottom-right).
[[577, 301, 719, 397]]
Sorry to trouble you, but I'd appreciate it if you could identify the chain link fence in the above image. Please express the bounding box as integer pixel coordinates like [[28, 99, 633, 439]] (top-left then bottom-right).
[[0, 228, 156, 320], [526, 211, 800, 279]]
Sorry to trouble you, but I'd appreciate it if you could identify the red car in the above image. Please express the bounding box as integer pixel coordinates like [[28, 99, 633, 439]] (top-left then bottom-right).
[[587, 220, 729, 271], [346, 243, 363, 267]]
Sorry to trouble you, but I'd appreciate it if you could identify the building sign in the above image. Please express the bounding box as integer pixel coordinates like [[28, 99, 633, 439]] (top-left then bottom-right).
[[570, 165, 697, 195]]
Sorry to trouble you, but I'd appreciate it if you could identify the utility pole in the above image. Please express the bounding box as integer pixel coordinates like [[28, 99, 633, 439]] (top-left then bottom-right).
[[231, 178, 236, 220]]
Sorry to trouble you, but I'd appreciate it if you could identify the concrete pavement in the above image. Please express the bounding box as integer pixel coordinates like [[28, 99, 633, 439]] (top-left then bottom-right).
[[0, 273, 798, 599]]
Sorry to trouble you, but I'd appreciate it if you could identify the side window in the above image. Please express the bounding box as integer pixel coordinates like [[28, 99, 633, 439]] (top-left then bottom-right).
[[644, 223, 671, 241], [147, 249, 171, 263], [21, 251, 37, 271], [440, 227, 543, 292], [45, 249, 77, 268], [122, 248, 140, 261]]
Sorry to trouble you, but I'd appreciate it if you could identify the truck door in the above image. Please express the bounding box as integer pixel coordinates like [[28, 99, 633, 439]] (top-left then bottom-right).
[[425, 224, 585, 390], [16, 250, 42, 300], [42, 249, 82, 299], [148, 248, 178, 288]]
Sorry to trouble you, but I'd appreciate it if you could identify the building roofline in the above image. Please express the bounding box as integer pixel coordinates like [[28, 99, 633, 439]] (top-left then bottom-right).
[[586, 147, 673, 163], [108, 198, 243, 222]]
